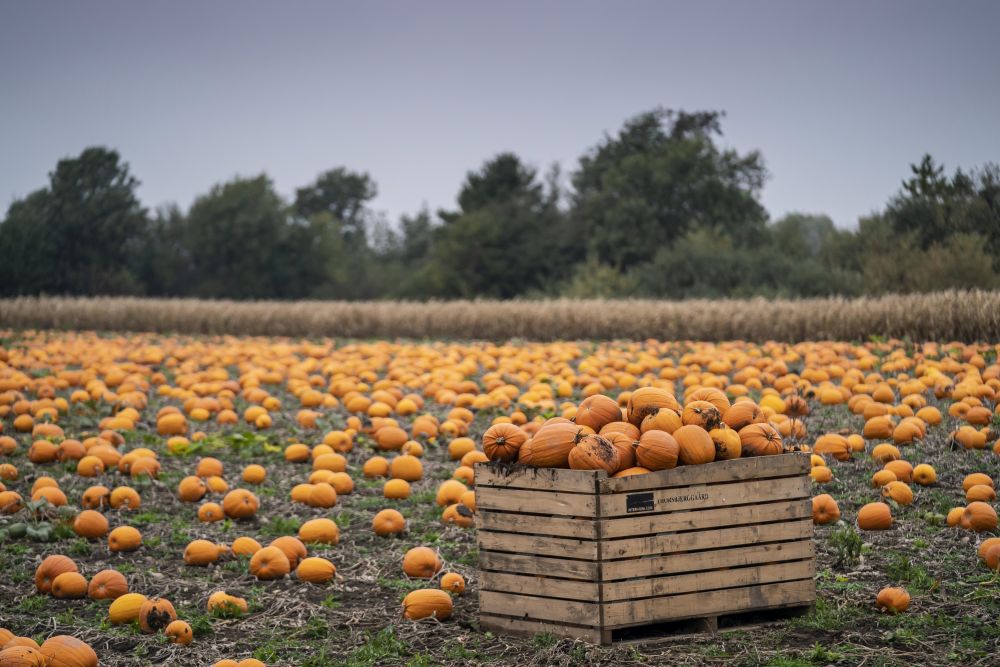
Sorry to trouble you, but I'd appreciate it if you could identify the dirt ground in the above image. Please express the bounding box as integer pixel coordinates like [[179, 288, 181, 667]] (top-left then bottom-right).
[[1, 344, 999, 667]]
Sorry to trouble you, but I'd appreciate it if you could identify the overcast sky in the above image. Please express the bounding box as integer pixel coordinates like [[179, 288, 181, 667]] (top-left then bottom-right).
[[2, 1, 998, 228]]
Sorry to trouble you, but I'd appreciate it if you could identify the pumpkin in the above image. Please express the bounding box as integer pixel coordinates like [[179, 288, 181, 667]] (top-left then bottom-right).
[[722, 401, 763, 431], [270, 536, 308, 569], [208, 591, 249, 615], [109, 486, 140, 510], [981, 543, 1000, 571], [857, 502, 892, 530], [708, 427, 741, 461], [946, 507, 967, 528], [39, 636, 98, 667], [249, 546, 291, 579], [520, 422, 580, 468], [184, 539, 221, 566], [810, 466, 832, 483], [72, 510, 109, 539], [389, 455, 424, 482], [0, 491, 24, 514], [875, 587, 910, 614], [165, 620, 193, 645], [882, 460, 913, 483], [51, 572, 89, 599], [242, 464, 267, 484], [402, 546, 442, 578], [626, 387, 679, 426], [811, 494, 840, 524], [402, 588, 454, 621], [109, 593, 148, 624], [0, 646, 47, 667], [910, 463, 936, 486], [373, 509, 406, 536], [482, 423, 526, 462], [674, 425, 715, 465], [882, 481, 913, 505], [296, 557, 337, 583], [81, 485, 111, 510], [88, 569, 128, 599], [198, 502, 224, 522], [863, 415, 894, 440], [613, 466, 651, 477], [223, 489, 260, 519], [962, 473, 994, 492], [814, 434, 852, 462], [687, 387, 731, 414], [35, 555, 78, 594], [299, 518, 340, 545], [375, 426, 408, 451], [635, 430, 679, 471], [575, 394, 621, 432], [738, 423, 783, 456], [966, 484, 997, 502], [384, 478, 411, 499], [976, 537, 1000, 563], [603, 432, 637, 469], [872, 470, 897, 488], [640, 408, 682, 434], [436, 480, 468, 507], [32, 486, 67, 506], [108, 526, 142, 552], [681, 401, 721, 430], [440, 572, 465, 595], [231, 536, 262, 556], [313, 453, 347, 472], [363, 456, 390, 478], [964, 502, 998, 532], [139, 597, 177, 634], [177, 476, 207, 502], [568, 434, 620, 474], [442, 502, 476, 528]]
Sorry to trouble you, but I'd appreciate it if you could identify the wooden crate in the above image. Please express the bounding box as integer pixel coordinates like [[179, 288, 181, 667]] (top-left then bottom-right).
[[474, 453, 815, 644]]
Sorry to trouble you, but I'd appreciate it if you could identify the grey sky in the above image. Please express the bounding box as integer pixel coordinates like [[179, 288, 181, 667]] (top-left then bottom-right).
[[2, 1, 998, 229]]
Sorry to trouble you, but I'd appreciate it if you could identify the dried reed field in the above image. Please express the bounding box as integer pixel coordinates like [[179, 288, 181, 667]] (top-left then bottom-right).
[[2, 290, 1000, 342]]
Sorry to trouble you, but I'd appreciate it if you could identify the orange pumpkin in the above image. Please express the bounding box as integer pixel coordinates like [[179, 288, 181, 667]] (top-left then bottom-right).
[[87, 569, 129, 599], [811, 494, 840, 524], [35, 555, 78, 594], [249, 546, 291, 579], [674, 425, 715, 465], [402, 546, 442, 578], [139, 597, 177, 634], [626, 387, 679, 426], [635, 430, 679, 471], [857, 502, 892, 530], [296, 557, 337, 583], [875, 587, 910, 614], [482, 423, 527, 462], [574, 394, 620, 432], [567, 434, 620, 474], [402, 588, 454, 621], [738, 423, 783, 456], [39, 635, 98, 667]]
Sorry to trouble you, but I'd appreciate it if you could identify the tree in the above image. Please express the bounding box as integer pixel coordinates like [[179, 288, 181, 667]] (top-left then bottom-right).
[[427, 154, 575, 297], [0, 147, 148, 295], [294, 168, 377, 248], [571, 109, 768, 270]]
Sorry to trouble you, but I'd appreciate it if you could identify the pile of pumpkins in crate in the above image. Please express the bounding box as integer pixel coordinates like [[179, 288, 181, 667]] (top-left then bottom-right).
[[482, 386, 804, 475]]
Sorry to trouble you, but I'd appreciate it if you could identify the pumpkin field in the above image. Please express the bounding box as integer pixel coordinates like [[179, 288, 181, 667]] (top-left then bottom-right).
[[0, 330, 998, 667]]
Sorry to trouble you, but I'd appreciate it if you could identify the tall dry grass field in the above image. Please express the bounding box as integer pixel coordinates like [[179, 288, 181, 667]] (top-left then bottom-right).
[[1, 291, 998, 341]]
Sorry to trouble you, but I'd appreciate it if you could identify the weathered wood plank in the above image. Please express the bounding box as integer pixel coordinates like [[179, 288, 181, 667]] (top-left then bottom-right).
[[598, 453, 810, 494], [480, 571, 601, 601], [480, 590, 602, 625], [479, 614, 606, 644], [477, 530, 599, 560], [476, 510, 599, 539], [598, 498, 811, 539], [475, 463, 602, 493], [479, 551, 600, 580], [476, 486, 598, 517], [601, 539, 814, 581], [601, 559, 815, 602], [598, 475, 809, 518], [601, 518, 813, 559], [603, 579, 816, 628]]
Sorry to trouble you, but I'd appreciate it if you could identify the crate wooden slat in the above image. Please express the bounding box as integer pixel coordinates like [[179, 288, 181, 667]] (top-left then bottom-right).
[[475, 453, 815, 644]]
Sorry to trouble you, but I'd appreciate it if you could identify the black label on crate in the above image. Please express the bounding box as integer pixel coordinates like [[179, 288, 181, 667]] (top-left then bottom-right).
[[626, 492, 654, 513]]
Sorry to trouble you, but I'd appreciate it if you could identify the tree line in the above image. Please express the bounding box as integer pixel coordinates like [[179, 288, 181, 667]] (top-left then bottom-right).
[[2, 108, 998, 300]]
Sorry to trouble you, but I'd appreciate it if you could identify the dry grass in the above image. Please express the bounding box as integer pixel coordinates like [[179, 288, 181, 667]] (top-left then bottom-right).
[[1, 291, 999, 341]]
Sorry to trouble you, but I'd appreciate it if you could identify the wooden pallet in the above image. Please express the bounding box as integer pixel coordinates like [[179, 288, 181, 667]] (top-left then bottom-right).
[[475, 453, 815, 645]]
